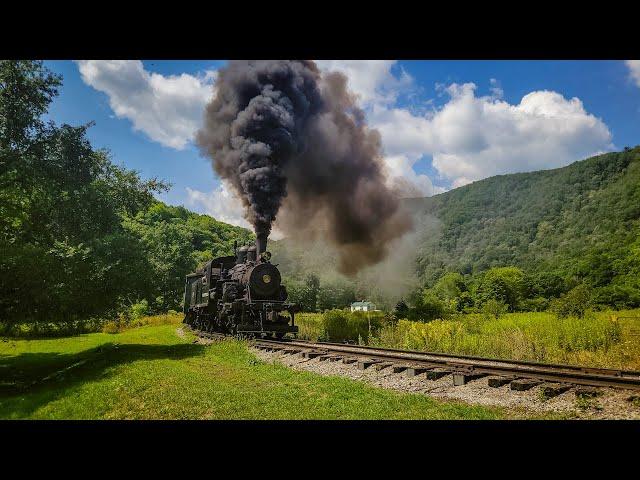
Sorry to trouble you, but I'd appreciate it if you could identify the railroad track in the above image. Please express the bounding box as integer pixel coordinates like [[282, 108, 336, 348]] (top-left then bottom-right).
[[188, 328, 640, 396]]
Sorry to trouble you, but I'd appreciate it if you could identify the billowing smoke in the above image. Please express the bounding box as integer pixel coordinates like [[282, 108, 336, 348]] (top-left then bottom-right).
[[196, 60, 412, 275]]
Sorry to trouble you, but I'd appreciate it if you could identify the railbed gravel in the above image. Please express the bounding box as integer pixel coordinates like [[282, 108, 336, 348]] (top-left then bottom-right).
[[177, 329, 640, 419], [249, 344, 640, 420]]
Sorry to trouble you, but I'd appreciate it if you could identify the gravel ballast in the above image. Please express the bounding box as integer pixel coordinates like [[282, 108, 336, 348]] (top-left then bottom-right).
[[251, 344, 640, 420]]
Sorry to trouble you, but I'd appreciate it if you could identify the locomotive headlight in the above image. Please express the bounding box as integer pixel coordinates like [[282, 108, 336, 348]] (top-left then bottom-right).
[[262, 274, 271, 284]]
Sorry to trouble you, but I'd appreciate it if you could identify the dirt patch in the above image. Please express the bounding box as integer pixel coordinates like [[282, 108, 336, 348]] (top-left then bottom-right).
[[252, 347, 640, 420]]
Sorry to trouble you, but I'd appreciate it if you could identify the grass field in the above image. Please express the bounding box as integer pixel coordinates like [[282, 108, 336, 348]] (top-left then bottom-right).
[[0, 316, 528, 420], [295, 309, 640, 370]]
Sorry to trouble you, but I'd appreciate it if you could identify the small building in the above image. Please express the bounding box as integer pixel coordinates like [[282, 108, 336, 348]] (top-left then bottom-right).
[[350, 301, 376, 312]]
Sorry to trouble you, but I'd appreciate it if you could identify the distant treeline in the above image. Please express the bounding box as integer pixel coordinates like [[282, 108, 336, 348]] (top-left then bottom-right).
[[0, 61, 252, 326]]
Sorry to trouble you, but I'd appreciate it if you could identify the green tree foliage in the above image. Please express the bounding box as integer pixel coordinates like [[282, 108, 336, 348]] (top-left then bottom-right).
[[550, 284, 593, 319], [412, 147, 640, 308], [397, 288, 447, 322], [122, 202, 252, 311], [475, 267, 525, 311], [481, 299, 508, 319], [0, 61, 251, 325], [0, 61, 167, 324]]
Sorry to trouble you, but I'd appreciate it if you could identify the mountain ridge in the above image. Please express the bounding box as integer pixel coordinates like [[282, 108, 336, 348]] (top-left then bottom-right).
[[268, 146, 640, 308]]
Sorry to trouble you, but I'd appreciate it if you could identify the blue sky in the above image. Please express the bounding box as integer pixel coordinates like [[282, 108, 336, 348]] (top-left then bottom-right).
[[43, 60, 640, 228]]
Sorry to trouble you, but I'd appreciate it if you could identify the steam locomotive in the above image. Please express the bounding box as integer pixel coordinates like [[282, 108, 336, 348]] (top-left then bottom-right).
[[183, 234, 298, 338]]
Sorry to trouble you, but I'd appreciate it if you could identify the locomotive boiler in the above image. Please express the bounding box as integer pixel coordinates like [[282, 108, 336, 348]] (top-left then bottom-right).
[[183, 233, 298, 338]]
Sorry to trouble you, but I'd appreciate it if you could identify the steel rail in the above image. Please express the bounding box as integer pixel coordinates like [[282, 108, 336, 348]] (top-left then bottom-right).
[[189, 328, 640, 391]]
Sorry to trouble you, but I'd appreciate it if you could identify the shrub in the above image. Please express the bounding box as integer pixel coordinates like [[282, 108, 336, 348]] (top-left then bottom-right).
[[476, 266, 525, 311], [321, 309, 384, 343], [550, 284, 593, 319], [520, 296, 549, 312], [393, 299, 409, 319], [130, 300, 149, 320], [406, 291, 446, 322], [481, 299, 508, 319], [102, 320, 121, 334]]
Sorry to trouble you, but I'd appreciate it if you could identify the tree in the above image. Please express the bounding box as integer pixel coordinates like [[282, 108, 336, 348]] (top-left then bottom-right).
[[0, 61, 166, 324], [550, 284, 593, 319], [432, 272, 468, 311], [394, 299, 409, 318], [476, 267, 525, 311]]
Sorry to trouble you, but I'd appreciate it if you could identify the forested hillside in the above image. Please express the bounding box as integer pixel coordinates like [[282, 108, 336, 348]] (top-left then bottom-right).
[[410, 147, 640, 307], [272, 148, 640, 313]]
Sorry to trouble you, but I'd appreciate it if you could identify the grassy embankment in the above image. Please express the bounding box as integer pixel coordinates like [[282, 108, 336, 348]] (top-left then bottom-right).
[[295, 309, 640, 370], [1, 314, 521, 420]]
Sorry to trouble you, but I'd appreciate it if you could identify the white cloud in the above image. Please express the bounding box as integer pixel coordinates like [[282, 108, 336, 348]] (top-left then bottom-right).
[[368, 82, 613, 188], [626, 60, 640, 87], [315, 60, 412, 107], [314, 61, 612, 194], [76, 60, 216, 149], [489, 78, 504, 99], [186, 183, 250, 229], [186, 183, 285, 239], [384, 154, 443, 197]]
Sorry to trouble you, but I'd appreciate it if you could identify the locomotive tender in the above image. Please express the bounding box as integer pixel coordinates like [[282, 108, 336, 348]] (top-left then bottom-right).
[[183, 234, 298, 338]]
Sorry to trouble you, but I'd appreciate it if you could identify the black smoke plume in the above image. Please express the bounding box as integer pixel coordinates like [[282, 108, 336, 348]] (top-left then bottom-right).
[[196, 60, 412, 275]]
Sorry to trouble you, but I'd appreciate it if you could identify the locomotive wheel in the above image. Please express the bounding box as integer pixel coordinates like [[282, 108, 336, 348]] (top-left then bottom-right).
[[275, 332, 286, 340]]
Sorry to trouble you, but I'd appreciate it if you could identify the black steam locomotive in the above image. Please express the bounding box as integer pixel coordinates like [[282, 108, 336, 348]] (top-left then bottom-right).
[[183, 234, 298, 338]]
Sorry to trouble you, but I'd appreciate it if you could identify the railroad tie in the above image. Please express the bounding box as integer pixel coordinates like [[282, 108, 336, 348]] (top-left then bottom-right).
[[452, 372, 486, 386], [303, 350, 325, 359], [510, 378, 542, 391], [487, 376, 516, 388], [405, 367, 429, 378], [391, 365, 409, 374], [357, 359, 380, 370], [425, 368, 450, 380], [541, 383, 573, 398], [575, 386, 601, 398], [373, 362, 394, 372]]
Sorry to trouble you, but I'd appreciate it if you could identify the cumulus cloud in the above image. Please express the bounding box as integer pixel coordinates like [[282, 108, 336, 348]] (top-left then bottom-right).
[[369, 82, 613, 188], [315, 60, 412, 107], [76, 60, 216, 149], [626, 60, 640, 87], [186, 183, 284, 239], [385, 154, 444, 197], [186, 183, 249, 229]]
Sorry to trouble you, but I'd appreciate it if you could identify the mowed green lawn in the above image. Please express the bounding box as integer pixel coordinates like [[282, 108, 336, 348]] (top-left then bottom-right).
[[1, 323, 533, 420]]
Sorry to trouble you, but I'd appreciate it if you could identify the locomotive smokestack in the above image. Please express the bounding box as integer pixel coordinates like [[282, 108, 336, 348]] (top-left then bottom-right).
[[256, 233, 267, 255]]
